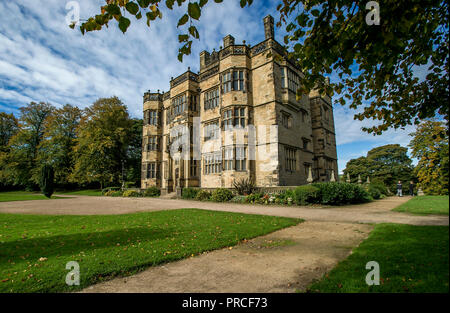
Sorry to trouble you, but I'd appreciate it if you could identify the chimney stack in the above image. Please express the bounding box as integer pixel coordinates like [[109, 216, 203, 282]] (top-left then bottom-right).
[[223, 34, 235, 48], [263, 15, 274, 40]]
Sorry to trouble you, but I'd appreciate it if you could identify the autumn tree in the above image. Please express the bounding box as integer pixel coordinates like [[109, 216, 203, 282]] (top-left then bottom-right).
[[71, 97, 134, 189], [0, 112, 19, 190], [37, 104, 82, 186], [409, 120, 449, 195], [78, 0, 448, 135], [343, 144, 414, 191], [0, 102, 54, 189]]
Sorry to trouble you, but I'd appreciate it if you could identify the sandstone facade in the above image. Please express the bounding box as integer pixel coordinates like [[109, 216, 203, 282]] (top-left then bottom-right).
[[141, 15, 338, 192]]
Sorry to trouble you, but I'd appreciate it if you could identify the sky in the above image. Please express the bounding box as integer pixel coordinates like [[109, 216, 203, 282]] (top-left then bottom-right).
[[0, 0, 420, 173]]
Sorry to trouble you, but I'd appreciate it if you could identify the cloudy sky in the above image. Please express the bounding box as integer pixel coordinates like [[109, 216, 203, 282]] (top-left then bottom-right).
[[0, 0, 418, 172]]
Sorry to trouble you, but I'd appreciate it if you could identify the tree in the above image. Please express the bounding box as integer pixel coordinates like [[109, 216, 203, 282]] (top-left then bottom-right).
[[39, 164, 54, 198], [343, 144, 414, 191], [0, 102, 54, 189], [0, 112, 18, 152], [125, 118, 143, 186], [71, 97, 134, 189], [79, 0, 448, 134], [409, 120, 449, 195], [37, 104, 82, 186]]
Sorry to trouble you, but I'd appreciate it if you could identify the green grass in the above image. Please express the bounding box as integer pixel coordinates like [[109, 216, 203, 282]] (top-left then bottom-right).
[[393, 196, 449, 215], [0, 191, 64, 202], [307, 224, 449, 293], [0, 209, 301, 293], [55, 189, 102, 196]]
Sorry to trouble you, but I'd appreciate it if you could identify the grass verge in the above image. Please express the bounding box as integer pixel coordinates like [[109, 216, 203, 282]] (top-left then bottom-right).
[[307, 223, 449, 293], [0, 209, 301, 292], [0, 191, 64, 202], [393, 196, 449, 215]]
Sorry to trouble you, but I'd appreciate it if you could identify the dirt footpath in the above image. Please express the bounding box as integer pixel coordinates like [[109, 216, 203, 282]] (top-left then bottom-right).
[[81, 221, 373, 293], [0, 196, 447, 226]]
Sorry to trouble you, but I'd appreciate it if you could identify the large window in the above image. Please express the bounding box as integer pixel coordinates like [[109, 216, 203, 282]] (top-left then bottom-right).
[[287, 68, 300, 93], [144, 110, 159, 126], [190, 160, 199, 177], [145, 163, 160, 179], [204, 121, 219, 141], [281, 112, 292, 129], [223, 146, 234, 170], [204, 88, 219, 110], [223, 109, 233, 129], [223, 146, 247, 171], [222, 72, 232, 93], [222, 70, 245, 93], [172, 94, 186, 116], [146, 136, 159, 151], [281, 67, 286, 88], [285, 147, 297, 172], [232, 70, 244, 91], [204, 153, 222, 174], [222, 107, 246, 129], [235, 146, 247, 171]]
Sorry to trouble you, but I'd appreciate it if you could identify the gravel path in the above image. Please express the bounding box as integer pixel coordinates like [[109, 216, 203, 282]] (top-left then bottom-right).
[[0, 195, 447, 226]]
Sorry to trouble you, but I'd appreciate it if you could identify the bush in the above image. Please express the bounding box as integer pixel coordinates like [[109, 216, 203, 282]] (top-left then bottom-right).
[[143, 186, 160, 197], [105, 190, 123, 197], [369, 181, 389, 196], [230, 195, 246, 203], [312, 182, 371, 205], [293, 185, 320, 205], [368, 185, 382, 199], [244, 192, 264, 204], [211, 188, 233, 202], [233, 178, 257, 195], [39, 165, 54, 198], [101, 187, 121, 195], [195, 190, 212, 201], [122, 190, 141, 197], [182, 187, 199, 199]]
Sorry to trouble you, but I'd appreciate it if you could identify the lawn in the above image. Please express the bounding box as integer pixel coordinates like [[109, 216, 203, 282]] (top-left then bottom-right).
[[0, 191, 64, 202], [393, 195, 449, 215], [55, 189, 102, 196], [307, 224, 449, 293], [0, 209, 301, 293]]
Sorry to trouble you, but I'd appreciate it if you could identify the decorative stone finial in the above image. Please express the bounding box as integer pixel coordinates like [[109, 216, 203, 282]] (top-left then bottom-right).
[[307, 166, 313, 184], [330, 170, 336, 182]]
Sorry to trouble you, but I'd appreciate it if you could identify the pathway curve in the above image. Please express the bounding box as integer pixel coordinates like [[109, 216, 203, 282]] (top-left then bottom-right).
[[0, 196, 447, 226]]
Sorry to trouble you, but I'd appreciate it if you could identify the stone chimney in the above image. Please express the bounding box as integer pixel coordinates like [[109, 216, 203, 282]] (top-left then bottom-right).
[[199, 50, 210, 69], [223, 35, 235, 48], [263, 15, 274, 40]]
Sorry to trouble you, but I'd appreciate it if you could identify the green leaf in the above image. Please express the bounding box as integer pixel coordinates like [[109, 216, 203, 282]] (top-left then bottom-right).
[[188, 25, 199, 39], [118, 16, 131, 33], [178, 34, 189, 42], [125, 2, 139, 15], [136, 11, 142, 20], [311, 9, 320, 17], [199, 0, 208, 7], [177, 14, 189, 27], [188, 2, 201, 20], [214, 0, 223, 2], [166, 0, 175, 9], [105, 4, 121, 15], [137, 0, 151, 7]]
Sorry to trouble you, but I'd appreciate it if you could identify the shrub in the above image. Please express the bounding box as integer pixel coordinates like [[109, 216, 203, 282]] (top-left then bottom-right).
[[195, 190, 212, 201], [143, 186, 160, 197], [312, 182, 371, 205], [40, 165, 54, 198], [182, 187, 199, 199], [101, 187, 121, 195], [293, 185, 320, 205], [233, 178, 257, 195], [211, 188, 233, 202], [122, 190, 141, 197], [105, 190, 123, 197], [230, 195, 246, 203], [369, 181, 389, 196], [245, 192, 264, 203], [367, 185, 381, 199]]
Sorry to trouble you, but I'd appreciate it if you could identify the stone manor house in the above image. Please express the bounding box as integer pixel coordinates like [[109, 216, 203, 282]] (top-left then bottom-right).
[[141, 15, 338, 193]]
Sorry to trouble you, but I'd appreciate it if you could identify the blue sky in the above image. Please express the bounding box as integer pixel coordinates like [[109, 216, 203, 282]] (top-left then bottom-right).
[[0, 0, 419, 172]]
